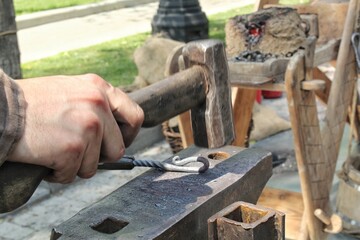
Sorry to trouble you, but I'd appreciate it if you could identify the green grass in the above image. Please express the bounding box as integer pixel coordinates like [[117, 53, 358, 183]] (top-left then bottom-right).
[[14, 0, 101, 15], [208, 5, 253, 40], [22, 33, 149, 86]]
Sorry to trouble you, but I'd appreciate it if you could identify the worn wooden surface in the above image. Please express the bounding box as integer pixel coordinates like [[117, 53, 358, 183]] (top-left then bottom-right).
[[313, 39, 340, 67], [228, 58, 289, 86], [258, 188, 303, 240], [285, 50, 328, 240]]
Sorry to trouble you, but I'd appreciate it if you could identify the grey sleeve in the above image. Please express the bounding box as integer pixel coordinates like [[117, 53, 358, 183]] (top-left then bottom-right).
[[0, 69, 25, 167]]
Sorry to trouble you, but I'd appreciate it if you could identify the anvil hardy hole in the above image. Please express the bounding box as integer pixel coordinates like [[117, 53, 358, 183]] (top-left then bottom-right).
[[90, 217, 129, 234], [207, 152, 230, 160]]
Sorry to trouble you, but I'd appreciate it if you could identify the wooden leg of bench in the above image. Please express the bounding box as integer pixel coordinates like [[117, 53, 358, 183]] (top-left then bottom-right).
[[232, 87, 257, 147], [178, 111, 194, 148]]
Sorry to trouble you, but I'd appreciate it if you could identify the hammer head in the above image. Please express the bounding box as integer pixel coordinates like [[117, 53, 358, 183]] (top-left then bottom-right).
[[182, 39, 235, 148]]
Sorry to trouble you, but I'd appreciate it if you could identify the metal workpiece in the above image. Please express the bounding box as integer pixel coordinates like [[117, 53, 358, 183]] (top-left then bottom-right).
[[180, 39, 235, 148], [208, 201, 285, 240], [130, 39, 234, 149], [51, 146, 272, 240], [98, 155, 210, 173]]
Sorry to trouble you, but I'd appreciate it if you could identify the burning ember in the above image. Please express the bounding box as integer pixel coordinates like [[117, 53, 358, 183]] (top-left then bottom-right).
[[246, 22, 264, 50], [225, 7, 307, 62]]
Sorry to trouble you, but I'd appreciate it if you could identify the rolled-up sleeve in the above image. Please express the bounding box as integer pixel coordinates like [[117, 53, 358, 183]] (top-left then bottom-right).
[[0, 69, 25, 167]]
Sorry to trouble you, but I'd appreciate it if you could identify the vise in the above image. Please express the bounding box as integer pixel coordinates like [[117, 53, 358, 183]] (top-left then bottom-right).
[[0, 39, 235, 213]]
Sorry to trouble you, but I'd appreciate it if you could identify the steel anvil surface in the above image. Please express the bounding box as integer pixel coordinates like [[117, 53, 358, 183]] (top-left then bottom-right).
[[52, 146, 272, 240]]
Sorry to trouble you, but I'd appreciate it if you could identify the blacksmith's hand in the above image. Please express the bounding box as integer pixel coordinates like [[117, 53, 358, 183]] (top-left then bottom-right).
[[7, 74, 144, 184]]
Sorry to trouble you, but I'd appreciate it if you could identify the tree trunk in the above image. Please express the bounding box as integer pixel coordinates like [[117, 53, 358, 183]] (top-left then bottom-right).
[[0, 0, 22, 79]]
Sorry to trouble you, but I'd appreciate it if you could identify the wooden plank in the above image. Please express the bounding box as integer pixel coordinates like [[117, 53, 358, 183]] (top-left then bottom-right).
[[257, 188, 303, 240], [285, 52, 327, 240], [228, 58, 289, 86], [231, 81, 285, 92], [313, 67, 332, 104], [313, 39, 340, 67]]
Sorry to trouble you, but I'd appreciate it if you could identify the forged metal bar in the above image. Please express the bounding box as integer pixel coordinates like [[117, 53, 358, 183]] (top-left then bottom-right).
[[51, 146, 272, 240], [208, 201, 285, 240], [97, 155, 210, 173], [182, 39, 234, 148]]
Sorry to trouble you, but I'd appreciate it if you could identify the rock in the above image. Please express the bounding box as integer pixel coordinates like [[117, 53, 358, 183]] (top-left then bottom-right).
[[225, 7, 307, 58], [131, 36, 183, 91]]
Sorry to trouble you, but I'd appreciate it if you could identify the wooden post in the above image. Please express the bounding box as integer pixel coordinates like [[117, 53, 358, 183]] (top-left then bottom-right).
[[285, 49, 328, 240], [321, 0, 359, 192], [254, 0, 279, 11], [0, 0, 22, 79], [232, 87, 257, 147]]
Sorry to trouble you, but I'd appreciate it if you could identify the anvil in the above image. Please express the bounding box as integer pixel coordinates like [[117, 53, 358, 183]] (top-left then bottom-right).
[[52, 145, 272, 239]]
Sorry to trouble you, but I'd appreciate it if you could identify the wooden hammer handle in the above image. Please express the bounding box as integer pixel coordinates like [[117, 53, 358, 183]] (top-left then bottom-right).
[[0, 163, 50, 213]]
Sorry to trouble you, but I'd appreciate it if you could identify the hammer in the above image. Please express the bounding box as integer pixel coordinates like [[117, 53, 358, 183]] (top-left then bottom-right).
[[0, 39, 235, 213]]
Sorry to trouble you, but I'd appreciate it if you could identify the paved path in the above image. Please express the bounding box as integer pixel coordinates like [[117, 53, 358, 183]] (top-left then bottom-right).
[[18, 0, 255, 63]]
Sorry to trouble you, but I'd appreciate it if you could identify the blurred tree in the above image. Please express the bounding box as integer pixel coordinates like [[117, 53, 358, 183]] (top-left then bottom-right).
[[0, 0, 22, 79]]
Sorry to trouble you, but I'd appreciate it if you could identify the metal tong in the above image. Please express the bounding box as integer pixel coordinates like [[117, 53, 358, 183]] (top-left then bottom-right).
[[97, 155, 210, 173], [352, 32, 360, 71]]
